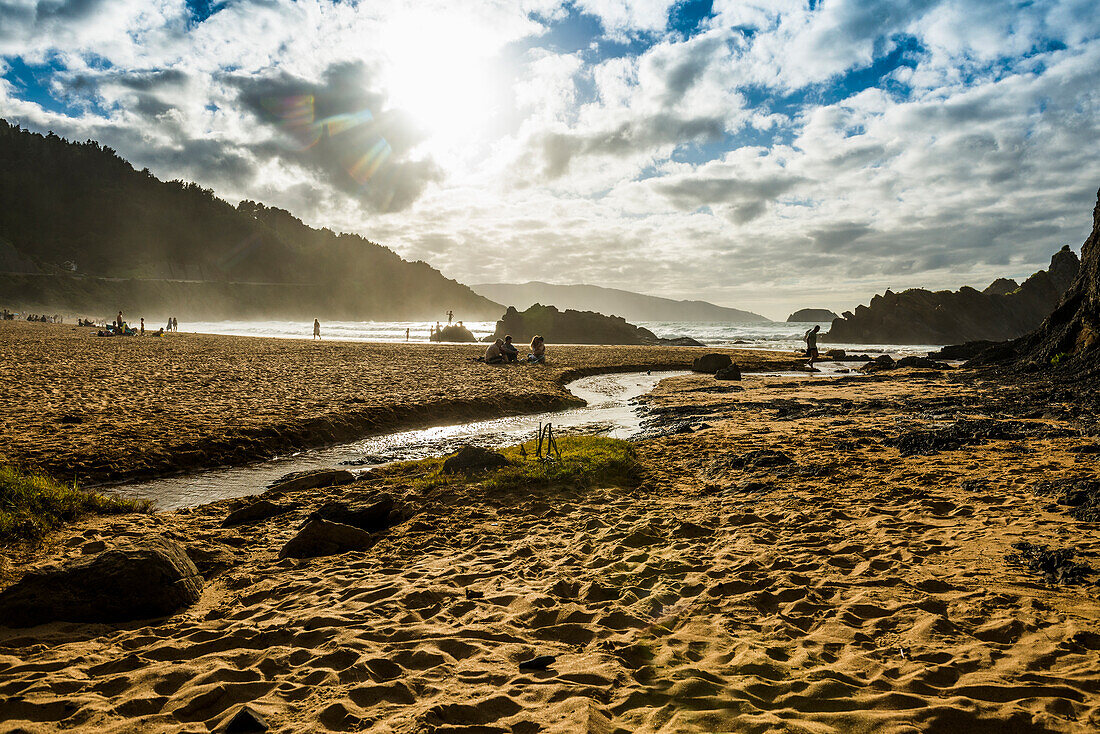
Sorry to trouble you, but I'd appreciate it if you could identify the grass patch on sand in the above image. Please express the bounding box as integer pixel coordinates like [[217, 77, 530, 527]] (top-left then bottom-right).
[[0, 464, 151, 541], [409, 436, 645, 493]]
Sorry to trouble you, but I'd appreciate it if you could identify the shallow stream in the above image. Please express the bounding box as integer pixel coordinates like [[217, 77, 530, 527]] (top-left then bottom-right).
[[115, 364, 852, 511]]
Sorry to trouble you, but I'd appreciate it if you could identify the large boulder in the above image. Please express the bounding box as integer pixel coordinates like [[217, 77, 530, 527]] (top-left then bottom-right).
[[279, 518, 375, 559], [430, 324, 478, 343], [441, 446, 510, 474], [787, 308, 839, 322], [0, 537, 203, 627], [692, 353, 733, 373], [488, 304, 660, 345]]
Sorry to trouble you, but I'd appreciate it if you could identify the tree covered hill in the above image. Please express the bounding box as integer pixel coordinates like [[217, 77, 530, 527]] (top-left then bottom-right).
[[0, 119, 501, 320]]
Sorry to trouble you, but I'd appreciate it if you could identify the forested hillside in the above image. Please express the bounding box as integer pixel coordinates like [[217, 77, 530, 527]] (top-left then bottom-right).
[[0, 120, 501, 320]]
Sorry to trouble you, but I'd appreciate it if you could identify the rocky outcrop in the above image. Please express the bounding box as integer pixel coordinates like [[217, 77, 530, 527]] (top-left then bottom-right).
[[828, 246, 1080, 344], [979, 188, 1100, 376], [313, 494, 403, 532], [266, 469, 354, 495], [0, 537, 203, 627], [430, 324, 478, 343], [488, 304, 663, 345], [787, 308, 839, 322]]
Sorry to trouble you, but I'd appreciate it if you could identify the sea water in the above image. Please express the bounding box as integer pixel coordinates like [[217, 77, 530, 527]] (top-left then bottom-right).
[[181, 319, 941, 357]]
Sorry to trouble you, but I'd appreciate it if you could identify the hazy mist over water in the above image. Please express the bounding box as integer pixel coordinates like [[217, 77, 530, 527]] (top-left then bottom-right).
[[184, 319, 939, 357]]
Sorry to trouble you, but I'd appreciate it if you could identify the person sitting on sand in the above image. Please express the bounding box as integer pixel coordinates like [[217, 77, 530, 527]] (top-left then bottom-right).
[[501, 335, 519, 363], [527, 335, 545, 364], [483, 338, 504, 364], [803, 325, 821, 369], [313, 319, 321, 340], [116, 311, 124, 331]]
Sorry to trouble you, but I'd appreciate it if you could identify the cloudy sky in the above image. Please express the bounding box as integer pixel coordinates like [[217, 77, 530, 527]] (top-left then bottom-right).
[[2, 0, 1098, 318]]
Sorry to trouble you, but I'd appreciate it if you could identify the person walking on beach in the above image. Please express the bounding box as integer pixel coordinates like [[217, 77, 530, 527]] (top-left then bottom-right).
[[172, 317, 178, 332], [405, 327, 410, 341], [139, 318, 145, 336], [803, 325, 821, 369], [313, 319, 321, 340]]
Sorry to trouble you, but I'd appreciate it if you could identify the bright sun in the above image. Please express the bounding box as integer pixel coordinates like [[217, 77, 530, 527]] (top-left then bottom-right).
[[380, 11, 504, 152]]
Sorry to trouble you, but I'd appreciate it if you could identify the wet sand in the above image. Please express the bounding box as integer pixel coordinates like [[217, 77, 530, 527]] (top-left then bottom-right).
[[0, 321, 796, 485], [2, 324, 1100, 732]]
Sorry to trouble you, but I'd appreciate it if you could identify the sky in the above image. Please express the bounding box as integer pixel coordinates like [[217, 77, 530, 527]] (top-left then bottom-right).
[[1, 0, 1098, 319]]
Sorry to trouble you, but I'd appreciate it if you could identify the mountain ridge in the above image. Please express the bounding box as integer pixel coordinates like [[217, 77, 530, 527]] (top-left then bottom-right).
[[471, 281, 769, 323]]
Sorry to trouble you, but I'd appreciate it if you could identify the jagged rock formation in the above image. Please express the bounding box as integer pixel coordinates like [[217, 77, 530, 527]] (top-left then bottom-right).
[[787, 308, 839, 322], [977, 188, 1100, 375], [827, 246, 1080, 344], [489, 304, 662, 345], [430, 324, 478, 343]]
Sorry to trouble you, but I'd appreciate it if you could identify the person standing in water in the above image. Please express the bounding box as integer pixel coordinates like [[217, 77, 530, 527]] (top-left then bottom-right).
[[803, 325, 821, 369], [313, 319, 321, 340]]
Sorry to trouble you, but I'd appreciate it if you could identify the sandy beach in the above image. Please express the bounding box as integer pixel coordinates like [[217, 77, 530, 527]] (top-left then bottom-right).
[[0, 321, 797, 485], [2, 322, 1100, 733]]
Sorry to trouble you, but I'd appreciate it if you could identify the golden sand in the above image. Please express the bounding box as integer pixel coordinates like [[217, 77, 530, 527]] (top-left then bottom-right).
[[2, 322, 1099, 732], [0, 321, 796, 484]]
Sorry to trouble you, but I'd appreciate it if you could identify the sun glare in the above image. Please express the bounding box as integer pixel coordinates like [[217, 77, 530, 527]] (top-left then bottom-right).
[[380, 11, 504, 154]]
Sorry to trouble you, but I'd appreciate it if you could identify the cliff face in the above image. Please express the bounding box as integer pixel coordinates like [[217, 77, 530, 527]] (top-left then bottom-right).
[[490, 304, 660, 345], [984, 188, 1100, 374], [826, 246, 1080, 345]]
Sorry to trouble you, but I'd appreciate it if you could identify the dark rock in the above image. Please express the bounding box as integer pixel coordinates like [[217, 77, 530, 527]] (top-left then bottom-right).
[[266, 469, 354, 494], [430, 324, 478, 343], [714, 365, 741, 381], [339, 455, 387, 466], [278, 518, 375, 559], [656, 336, 706, 347], [983, 278, 1019, 296], [314, 494, 403, 532], [827, 245, 1079, 345], [896, 356, 951, 370], [0, 537, 203, 627], [859, 355, 896, 373], [825, 349, 846, 359], [786, 308, 839, 322], [692, 353, 733, 373], [1033, 478, 1100, 523], [441, 446, 510, 474], [885, 419, 1061, 457], [518, 655, 557, 671], [222, 499, 290, 527], [222, 705, 269, 733], [928, 341, 1002, 360], [1007, 542, 1093, 585], [489, 304, 659, 345]]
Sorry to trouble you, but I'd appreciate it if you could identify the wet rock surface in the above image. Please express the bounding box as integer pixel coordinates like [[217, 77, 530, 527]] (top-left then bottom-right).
[[692, 353, 733, 373], [266, 469, 355, 494]]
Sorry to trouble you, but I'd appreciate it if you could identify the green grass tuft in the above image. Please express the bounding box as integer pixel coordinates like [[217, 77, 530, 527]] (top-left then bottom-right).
[[0, 464, 151, 542], [412, 436, 645, 493]]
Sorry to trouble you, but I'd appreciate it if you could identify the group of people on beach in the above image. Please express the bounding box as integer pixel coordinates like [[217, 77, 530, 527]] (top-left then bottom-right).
[[480, 335, 545, 365], [91, 311, 177, 337], [16, 312, 62, 323]]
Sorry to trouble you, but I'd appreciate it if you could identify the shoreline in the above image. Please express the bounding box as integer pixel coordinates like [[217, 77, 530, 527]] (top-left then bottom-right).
[[0, 321, 801, 485]]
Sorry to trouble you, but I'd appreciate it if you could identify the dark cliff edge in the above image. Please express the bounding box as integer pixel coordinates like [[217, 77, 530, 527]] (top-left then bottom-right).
[[971, 188, 1100, 378], [826, 246, 1079, 345], [488, 304, 698, 346]]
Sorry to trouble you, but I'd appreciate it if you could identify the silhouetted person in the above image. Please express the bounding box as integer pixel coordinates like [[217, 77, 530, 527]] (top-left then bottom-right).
[[405, 327, 410, 341], [116, 311, 124, 331], [501, 335, 519, 363], [167, 317, 172, 331], [139, 318, 144, 336], [313, 319, 321, 340], [172, 317, 178, 332], [483, 338, 504, 364], [804, 325, 821, 369], [447, 310, 453, 324]]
